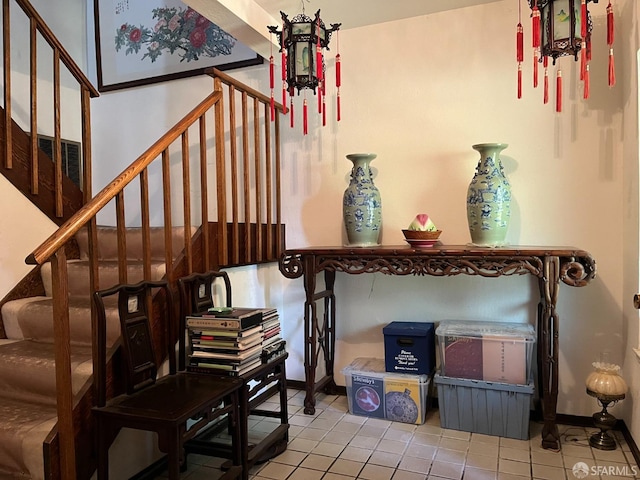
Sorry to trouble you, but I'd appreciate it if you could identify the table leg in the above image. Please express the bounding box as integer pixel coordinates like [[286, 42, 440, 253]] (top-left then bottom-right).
[[539, 256, 561, 451], [323, 270, 337, 395], [303, 255, 318, 414]]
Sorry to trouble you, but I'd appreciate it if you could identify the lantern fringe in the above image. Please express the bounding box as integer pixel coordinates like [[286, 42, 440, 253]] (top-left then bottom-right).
[[518, 65, 522, 99], [543, 56, 549, 104], [608, 2, 615, 86], [533, 50, 539, 88], [556, 70, 562, 113], [584, 64, 590, 99], [303, 98, 308, 135]]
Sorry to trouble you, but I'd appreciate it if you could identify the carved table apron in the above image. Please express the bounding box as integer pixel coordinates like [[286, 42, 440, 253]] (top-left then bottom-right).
[[278, 245, 596, 451]]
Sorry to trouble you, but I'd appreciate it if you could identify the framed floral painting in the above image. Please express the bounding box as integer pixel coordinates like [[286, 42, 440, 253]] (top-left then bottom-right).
[[94, 0, 263, 92]]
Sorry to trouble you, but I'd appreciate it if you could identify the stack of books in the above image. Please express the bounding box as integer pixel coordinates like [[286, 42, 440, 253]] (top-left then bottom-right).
[[261, 308, 287, 363], [186, 307, 264, 376]]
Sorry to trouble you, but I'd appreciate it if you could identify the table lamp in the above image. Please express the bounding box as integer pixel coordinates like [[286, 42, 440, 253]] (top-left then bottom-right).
[[585, 362, 628, 450]]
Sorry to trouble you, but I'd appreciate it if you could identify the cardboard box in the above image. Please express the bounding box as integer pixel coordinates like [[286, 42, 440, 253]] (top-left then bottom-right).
[[436, 321, 535, 384], [342, 357, 430, 424], [383, 321, 436, 375]]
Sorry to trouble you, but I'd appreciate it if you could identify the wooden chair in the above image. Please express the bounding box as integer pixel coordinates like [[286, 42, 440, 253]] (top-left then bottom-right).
[[178, 271, 289, 478], [92, 279, 244, 480]]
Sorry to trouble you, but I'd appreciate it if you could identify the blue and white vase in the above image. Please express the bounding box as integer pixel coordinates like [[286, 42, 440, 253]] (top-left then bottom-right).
[[466, 143, 511, 246], [343, 153, 382, 246]]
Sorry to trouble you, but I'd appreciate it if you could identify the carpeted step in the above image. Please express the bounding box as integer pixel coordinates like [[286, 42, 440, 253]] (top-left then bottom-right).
[[40, 259, 168, 297], [0, 340, 92, 405], [0, 393, 57, 480], [1, 295, 120, 346]]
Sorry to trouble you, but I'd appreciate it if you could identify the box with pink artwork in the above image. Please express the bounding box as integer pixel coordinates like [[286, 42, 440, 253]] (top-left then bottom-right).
[[342, 357, 430, 424], [436, 321, 535, 385]]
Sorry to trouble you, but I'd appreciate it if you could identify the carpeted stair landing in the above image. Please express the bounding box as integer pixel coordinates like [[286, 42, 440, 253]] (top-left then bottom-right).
[[0, 226, 192, 479]]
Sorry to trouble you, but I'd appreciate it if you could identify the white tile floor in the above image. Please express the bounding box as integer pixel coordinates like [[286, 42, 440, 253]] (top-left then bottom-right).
[[160, 389, 639, 480]]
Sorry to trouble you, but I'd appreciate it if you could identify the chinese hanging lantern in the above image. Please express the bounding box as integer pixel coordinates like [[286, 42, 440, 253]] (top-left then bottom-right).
[[517, 0, 614, 112], [268, 9, 341, 135]]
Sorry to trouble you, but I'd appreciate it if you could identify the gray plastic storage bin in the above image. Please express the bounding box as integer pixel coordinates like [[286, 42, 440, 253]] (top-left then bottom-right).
[[434, 373, 534, 440]]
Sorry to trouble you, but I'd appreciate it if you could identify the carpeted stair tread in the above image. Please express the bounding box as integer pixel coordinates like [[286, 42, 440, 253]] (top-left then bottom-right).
[[0, 341, 92, 405], [3, 295, 121, 347], [40, 259, 168, 297], [0, 393, 57, 480]]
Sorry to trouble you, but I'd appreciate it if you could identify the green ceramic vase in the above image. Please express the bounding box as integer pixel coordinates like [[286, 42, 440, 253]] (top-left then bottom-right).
[[466, 143, 511, 246], [343, 153, 382, 246]]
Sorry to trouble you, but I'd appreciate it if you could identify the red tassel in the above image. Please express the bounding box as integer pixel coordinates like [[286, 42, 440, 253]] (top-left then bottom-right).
[[556, 69, 562, 113], [269, 55, 274, 89], [337, 90, 341, 121], [583, 64, 590, 99], [609, 48, 616, 87], [580, 48, 586, 81], [517, 64, 522, 99], [532, 3, 540, 48], [303, 98, 308, 135], [336, 53, 341, 87], [607, 2, 615, 45], [290, 98, 294, 129], [533, 50, 539, 88], [282, 86, 288, 114], [608, 2, 615, 87], [270, 94, 275, 121], [281, 50, 287, 81], [516, 23, 523, 63], [322, 95, 326, 126], [269, 55, 275, 122], [543, 56, 549, 104], [316, 21, 323, 83]]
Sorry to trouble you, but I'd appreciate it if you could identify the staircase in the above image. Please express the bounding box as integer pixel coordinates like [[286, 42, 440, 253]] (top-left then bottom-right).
[[0, 1, 285, 479], [0, 227, 189, 479]]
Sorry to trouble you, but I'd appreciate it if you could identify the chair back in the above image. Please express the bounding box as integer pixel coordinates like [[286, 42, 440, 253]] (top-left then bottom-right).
[[93, 280, 175, 404], [177, 271, 232, 370]]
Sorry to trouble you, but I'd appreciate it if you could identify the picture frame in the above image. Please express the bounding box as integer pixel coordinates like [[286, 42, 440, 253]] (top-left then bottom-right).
[[94, 0, 263, 92]]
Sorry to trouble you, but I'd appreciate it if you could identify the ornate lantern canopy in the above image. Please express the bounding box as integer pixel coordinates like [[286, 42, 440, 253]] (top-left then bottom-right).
[[268, 9, 341, 134], [516, 0, 615, 111]]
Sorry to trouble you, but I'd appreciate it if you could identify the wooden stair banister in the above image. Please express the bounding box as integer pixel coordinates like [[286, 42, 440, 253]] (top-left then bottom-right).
[[2, 0, 99, 221], [25, 68, 285, 479]]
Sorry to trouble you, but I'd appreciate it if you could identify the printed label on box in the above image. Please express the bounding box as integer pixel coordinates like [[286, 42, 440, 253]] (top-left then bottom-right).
[[351, 374, 385, 418], [482, 336, 526, 384], [392, 349, 420, 372], [384, 377, 423, 424], [443, 335, 483, 379]]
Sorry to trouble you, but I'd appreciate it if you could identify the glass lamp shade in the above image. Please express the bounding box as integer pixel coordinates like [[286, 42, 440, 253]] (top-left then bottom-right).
[[585, 362, 628, 397]]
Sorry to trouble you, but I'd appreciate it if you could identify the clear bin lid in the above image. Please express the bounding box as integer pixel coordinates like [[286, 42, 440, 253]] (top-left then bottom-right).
[[436, 320, 535, 341], [341, 357, 429, 381]]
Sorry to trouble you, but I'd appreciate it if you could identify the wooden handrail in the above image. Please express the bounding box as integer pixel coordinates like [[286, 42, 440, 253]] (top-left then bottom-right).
[[25, 91, 222, 266], [207, 68, 285, 112], [13, 0, 99, 97]]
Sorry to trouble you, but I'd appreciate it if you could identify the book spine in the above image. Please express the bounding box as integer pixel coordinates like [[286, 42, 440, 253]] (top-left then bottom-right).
[[187, 317, 241, 329]]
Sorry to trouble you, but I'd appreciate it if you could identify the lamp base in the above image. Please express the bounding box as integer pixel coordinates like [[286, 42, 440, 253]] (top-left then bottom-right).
[[589, 431, 617, 450]]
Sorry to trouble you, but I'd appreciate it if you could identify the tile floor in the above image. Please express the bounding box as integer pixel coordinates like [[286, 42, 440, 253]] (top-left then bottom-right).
[[161, 389, 639, 480]]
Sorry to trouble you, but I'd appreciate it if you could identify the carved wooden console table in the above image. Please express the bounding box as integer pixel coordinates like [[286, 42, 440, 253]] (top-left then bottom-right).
[[278, 245, 596, 450]]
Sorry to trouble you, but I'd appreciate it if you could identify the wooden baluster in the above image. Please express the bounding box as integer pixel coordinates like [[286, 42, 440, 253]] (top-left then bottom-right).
[[198, 116, 209, 271], [29, 17, 37, 193], [181, 132, 192, 274], [242, 92, 251, 264]]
